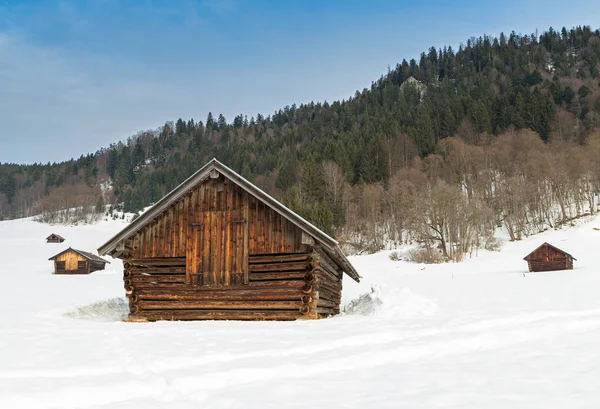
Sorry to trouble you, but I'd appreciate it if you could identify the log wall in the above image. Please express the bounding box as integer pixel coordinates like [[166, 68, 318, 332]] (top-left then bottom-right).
[[124, 249, 344, 321]]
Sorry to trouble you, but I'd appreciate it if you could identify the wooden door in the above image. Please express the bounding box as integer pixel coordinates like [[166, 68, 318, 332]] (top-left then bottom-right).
[[187, 179, 249, 287]]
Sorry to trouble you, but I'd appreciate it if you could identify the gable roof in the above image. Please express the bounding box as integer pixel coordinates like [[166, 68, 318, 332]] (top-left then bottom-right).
[[49, 247, 110, 263], [97, 158, 360, 282], [46, 234, 65, 240], [523, 242, 576, 261]]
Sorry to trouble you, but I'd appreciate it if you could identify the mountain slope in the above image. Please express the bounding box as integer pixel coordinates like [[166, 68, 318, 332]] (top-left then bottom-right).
[[1, 25, 600, 255]]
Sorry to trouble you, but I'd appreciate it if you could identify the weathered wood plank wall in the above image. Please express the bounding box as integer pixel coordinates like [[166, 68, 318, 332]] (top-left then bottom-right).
[[129, 176, 304, 287], [55, 250, 86, 270]]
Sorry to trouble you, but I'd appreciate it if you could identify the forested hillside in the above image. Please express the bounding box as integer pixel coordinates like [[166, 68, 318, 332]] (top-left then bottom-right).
[[2, 25, 600, 259]]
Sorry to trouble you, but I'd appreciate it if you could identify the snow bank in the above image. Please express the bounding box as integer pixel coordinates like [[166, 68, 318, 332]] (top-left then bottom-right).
[[344, 285, 438, 318], [64, 297, 129, 322]]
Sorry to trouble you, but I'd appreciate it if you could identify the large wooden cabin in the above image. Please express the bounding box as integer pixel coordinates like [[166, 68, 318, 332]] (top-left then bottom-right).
[[98, 159, 361, 321], [49, 248, 110, 274], [523, 242, 576, 272], [46, 233, 65, 243]]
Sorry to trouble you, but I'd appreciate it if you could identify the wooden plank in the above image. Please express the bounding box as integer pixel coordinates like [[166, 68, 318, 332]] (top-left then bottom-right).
[[249, 261, 310, 272], [237, 190, 244, 277], [125, 257, 186, 266], [130, 274, 186, 284], [224, 180, 232, 286], [137, 299, 302, 310], [184, 193, 192, 284], [313, 247, 343, 277], [126, 281, 187, 290], [315, 287, 341, 302], [153, 220, 158, 257], [133, 309, 302, 321], [316, 279, 341, 294], [181, 200, 186, 256], [120, 279, 306, 293], [249, 272, 308, 281], [316, 298, 337, 308], [168, 207, 174, 256], [258, 203, 265, 253], [313, 266, 341, 285], [249, 198, 255, 253], [129, 266, 186, 274], [135, 288, 303, 301], [316, 307, 335, 315], [249, 253, 310, 264], [243, 191, 249, 284], [267, 208, 273, 253], [202, 183, 210, 285], [211, 180, 218, 286], [157, 215, 164, 256]]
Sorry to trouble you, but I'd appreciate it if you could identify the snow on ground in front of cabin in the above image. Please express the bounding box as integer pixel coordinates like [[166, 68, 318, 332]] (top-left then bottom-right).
[[1, 216, 600, 409]]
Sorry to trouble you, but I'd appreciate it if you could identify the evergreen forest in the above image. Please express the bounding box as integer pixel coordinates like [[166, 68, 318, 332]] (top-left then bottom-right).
[[2, 25, 600, 260]]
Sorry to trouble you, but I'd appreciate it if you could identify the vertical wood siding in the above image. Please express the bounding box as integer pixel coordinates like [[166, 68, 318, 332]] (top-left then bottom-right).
[[130, 175, 304, 288], [56, 249, 86, 270]]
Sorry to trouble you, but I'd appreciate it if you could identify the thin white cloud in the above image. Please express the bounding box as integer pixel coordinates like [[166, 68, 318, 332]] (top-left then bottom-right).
[[0, 32, 204, 163]]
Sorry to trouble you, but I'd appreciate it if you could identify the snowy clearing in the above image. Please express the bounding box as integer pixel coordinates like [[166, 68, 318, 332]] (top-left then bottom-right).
[[1, 216, 599, 408]]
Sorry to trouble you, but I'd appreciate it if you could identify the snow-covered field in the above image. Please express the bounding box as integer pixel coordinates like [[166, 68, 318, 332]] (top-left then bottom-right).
[[1, 216, 600, 408]]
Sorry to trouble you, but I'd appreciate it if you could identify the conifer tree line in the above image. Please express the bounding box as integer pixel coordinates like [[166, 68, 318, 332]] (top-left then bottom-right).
[[2, 25, 600, 259]]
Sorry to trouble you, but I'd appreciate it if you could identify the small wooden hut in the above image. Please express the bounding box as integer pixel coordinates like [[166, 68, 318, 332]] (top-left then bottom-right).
[[98, 158, 361, 321], [523, 242, 576, 272], [49, 248, 110, 274], [46, 233, 65, 243]]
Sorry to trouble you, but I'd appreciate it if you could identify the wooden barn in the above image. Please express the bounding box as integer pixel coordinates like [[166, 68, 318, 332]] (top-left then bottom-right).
[[49, 248, 110, 274], [46, 233, 65, 243], [98, 159, 361, 321], [523, 242, 576, 272]]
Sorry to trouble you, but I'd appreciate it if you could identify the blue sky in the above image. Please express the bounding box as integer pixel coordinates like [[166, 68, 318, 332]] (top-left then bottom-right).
[[0, 0, 599, 164]]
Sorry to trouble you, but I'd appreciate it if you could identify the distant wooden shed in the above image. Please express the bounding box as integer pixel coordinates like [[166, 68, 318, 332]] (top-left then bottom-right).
[[46, 233, 65, 243], [524, 242, 576, 272], [49, 248, 110, 274], [98, 158, 361, 321]]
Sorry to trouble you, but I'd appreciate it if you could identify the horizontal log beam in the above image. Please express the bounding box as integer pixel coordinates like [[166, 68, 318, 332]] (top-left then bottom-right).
[[317, 306, 335, 315], [248, 253, 311, 264], [249, 271, 308, 281], [316, 279, 341, 294], [131, 309, 303, 321], [130, 274, 186, 284], [313, 266, 341, 285], [125, 257, 186, 267], [128, 266, 186, 274], [129, 279, 307, 291], [312, 247, 343, 277], [135, 288, 304, 301], [317, 298, 337, 308], [249, 262, 310, 272], [137, 300, 303, 310], [126, 281, 186, 290], [315, 288, 341, 303]]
